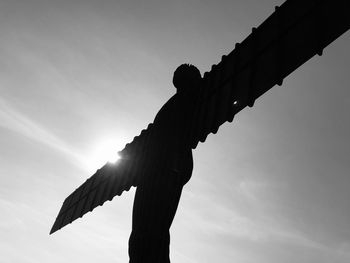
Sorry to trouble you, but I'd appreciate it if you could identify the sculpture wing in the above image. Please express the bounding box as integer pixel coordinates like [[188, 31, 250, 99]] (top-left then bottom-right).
[[50, 124, 154, 234], [188, 0, 349, 149]]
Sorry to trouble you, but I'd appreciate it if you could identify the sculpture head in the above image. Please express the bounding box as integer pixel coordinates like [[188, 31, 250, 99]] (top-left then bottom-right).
[[173, 64, 201, 93]]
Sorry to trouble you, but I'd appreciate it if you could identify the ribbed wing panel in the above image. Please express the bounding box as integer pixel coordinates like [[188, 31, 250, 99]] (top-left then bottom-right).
[[189, 0, 349, 148], [50, 124, 154, 234]]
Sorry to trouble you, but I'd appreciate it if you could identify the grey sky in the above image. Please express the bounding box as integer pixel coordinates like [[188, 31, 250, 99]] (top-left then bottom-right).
[[0, 0, 349, 262]]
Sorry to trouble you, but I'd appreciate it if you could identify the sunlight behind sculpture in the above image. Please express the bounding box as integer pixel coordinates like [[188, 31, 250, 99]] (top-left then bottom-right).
[[85, 138, 126, 172]]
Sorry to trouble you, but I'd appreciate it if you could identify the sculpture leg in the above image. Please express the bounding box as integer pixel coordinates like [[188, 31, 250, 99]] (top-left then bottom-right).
[[129, 169, 184, 263]]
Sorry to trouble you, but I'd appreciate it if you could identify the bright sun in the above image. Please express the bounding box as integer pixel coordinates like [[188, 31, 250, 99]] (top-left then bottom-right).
[[99, 145, 121, 164], [86, 137, 127, 172]]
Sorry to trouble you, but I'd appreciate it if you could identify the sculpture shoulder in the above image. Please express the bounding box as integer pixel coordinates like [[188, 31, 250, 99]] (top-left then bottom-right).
[[153, 92, 195, 125], [153, 94, 178, 124]]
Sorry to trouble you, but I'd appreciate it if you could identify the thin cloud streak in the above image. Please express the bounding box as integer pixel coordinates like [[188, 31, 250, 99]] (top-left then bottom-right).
[[0, 98, 89, 172]]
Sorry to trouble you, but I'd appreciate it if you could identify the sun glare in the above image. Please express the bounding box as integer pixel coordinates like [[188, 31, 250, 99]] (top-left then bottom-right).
[[104, 148, 121, 164], [86, 137, 127, 172]]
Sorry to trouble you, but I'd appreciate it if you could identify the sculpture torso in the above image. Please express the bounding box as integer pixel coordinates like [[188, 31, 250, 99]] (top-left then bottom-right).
[[152, 90, 196, 184]]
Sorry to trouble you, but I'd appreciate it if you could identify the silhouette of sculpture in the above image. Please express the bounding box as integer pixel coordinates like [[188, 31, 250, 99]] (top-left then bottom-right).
[[50, 1, 349, 262], [128, 64, 201, 262]]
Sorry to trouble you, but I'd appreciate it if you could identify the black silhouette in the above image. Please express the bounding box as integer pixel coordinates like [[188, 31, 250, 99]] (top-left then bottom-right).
[[128, 64, 201, 262], [50, 0, 349, 262]]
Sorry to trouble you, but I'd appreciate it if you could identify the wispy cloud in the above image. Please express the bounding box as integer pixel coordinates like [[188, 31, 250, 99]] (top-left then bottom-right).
[[0, 98, 88, 171]]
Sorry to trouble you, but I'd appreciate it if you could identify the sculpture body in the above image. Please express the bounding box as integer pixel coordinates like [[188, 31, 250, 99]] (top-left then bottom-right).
[[129, 65, 200, 262]]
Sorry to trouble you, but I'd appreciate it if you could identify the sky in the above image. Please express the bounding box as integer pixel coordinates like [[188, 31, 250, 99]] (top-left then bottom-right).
[[0, 0, 349, 262]]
